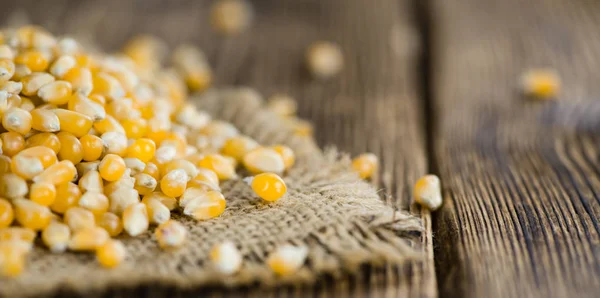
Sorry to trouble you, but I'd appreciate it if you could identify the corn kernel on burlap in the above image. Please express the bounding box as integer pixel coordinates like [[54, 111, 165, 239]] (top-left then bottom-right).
[[0, 88, 423, 297]]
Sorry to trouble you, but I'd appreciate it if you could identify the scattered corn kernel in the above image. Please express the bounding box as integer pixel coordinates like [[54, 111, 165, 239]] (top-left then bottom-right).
[[96, 212, 123, 237], [271, 145, 295, 170], [122, 202, 148, 236], [0, 240, 28, 277], [198, 154, 237, 180], [306, 41, 344, 79], [183, 190, 226, 220], [351, 153, 378, 179], [42, 221, 70, 253], [521, 69, 560, 99], [243, 147, 285, 174], [155, 219, 187, 249], [267, 94, 297, 117], [210, 0, 253, 35], [96, 239, 126, 268], [210, 241, 242, 275], [247, 173, 287, 202], [267, 244, 308, 276], [221, 136, 258, 162], [160, 169, 187, 198], [413, 174, 442, 210]]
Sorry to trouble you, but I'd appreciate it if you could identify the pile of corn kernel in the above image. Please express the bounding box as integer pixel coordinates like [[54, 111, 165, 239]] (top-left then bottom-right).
[[0, 26, 308, 278]]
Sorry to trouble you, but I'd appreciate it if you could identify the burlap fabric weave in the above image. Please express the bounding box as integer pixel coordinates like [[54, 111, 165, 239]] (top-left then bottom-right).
[[0, 88, 423, 297]]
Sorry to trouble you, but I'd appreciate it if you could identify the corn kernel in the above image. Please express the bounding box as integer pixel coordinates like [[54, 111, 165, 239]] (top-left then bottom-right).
[[15, 50, 49, 72], [37, 81, 72, 105], [99, 154, 126, 182], [188, 168, 221, 191], [108, 187, 139, 216], [13, 198, 52, 231], [10, 154, 44, 179], [62, 67, 93, 96], [243, 147, 285, 174], [271, 145, 295, 170], [306, 41, 343, 79], [80, 135, 105, 161], [1, 132, 25, 157], [31, 108, 61, 132], [160, 169, 187, 198], [33, 160, 77, 185], [96, 239, 126, 268], [210, 241, 242, 275], [123, 158, 145, 175], [267, 94, 297, 117], [56, 131, 84, 164], [0, 227, 36, 243], [30, 182, 57, 206], [153, 145, 177, 166], [18, 145, 58, 169], [179, 186, 208, 208], [247, 173, 287, 202], [200, 120, 239, 148], [67, 93, 106, 121], [143, 162, 161, 181], [21, 72, 55, 96], [68, 226, 109, 251], [42, 221, 70, 253], [12, 64, 32, 81], [143, 196, 170, 225], [50, 182, 81, 214], [79, 191, 109, 214], [122, 118, 147, 139], [0, 58, 15, 83], [0, 240, 28, 277], [123, 35, 166, 70], [75, 161, 99, 177], [134, 173, 157, 195], [64, 206, 95, 231], [413, 174, 442, 210], [88, 94, 106, 106], [0, 198, 14, 228], [162, 159, 197, 181], [521, 69, 560, 99], [143, 192, 177, 211], [53, 109, 93, 137], [96, 212, 123, 237], [155, 219, 187, 250], [78, 170, 103, 193], [93, 115, 125, 135], [50, 55, 76, 78], [0, 81, 22, 94], [0, 155, 9, 174], [351, 153, 378, 179], [93, 72, 125, 100], [2, 107, 32, 135], [55, 37, 79, 56], [0, 45, 14, 60], [122, 202, 149, 237], [198, 154, 237, 180], [20, 96, 35, 111], [101, 131, 128, 157], [221, 136, 258, 162], [209, 0, 253, 35], [267, 244, 308, 276], [183, 190, 226, 220], [127, 138, 155, 162], [0, 173, 28, 199]]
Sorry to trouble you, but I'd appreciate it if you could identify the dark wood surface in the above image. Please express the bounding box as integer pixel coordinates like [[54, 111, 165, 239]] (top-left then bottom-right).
[[431, 0, 600, 297]]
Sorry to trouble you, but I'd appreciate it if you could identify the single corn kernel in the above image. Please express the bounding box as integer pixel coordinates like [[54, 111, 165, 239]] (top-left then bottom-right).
[[247, 173, 287, 202], [88, 94, 106, 106], [413, 174, 442, 210], [143, 196, 170, 225], [153, 145, 177, 167], [0, 59, 15, 83], [221, 136, 259, 162], [49, 55, 76, 78], [351, 153, 378, 179], [271, 145, 295, 170], [30, 182, 57, 206], [521, 69, 560, 99], [93, 72, 126, 100], [1, 132, 25, 156], [0, 240, 28, 277], [55, 37, 79, 56], [42, 221, 70, 253], [68, 226, 109, 251], [31, 108, 61, 132], [75, 161, 99, 178], [64, 206, 96, 231], [209, 0, 253, 35], [155, 219, 187, 250], [179, 186, 208, 208], [101, 131, 128, 157], [210, 241, 242, 275], [50, 182, 81, 214], [306, 41, 343, 79], [67, 93, 106, 121], [122, 202, 149, 237], [0, 227, 36, 243], [146, 117, 171, 145], [33, 160, 77, 185], [19, 145, 58, 168], [12, 64, 32, 81], [0, 173, 28, 199], [107, 187, 139, 216], [243, 148, 285, 174], [267, 94, 297, 117], [161, 159, 197, 181], [127, 138, 156, 162], [143, 192, 177, 211], [13, 198, 52, 231], [56, 131, 84, 164], [124, 158, 145, 175], [10, 154, 44, 179], [96, 212, 123, 237], [96, 239, 126, 268], [160, 169, 187, 198], [25, 132, 61, 154], [134, 173, 157, 196], [2, 107, 32, 135], [183, 190, 226, 220], [20, 96, 35, 112], [37, 81, 73, 105], [62, 67, 93, 96], [79, 191, 109, 215], [20, 72, 55, 96], [189, 167, 220, 189], [78, 170, 103, 193], [93, 115, 126, 135], [52, 109, 93, 137], [143, 162, 161, 181], [198, 154, 237, 180], [0, 198, 14, 228], [267, 245, 308, 276], [99, 154, 126, 182], [122, 118, 148, 139], [80, 135, 105, 161], [15, 50, 49, 72]]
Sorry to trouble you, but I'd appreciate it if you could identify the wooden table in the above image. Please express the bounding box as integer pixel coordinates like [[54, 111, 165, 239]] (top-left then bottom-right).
[[3, 0, 599, 297]]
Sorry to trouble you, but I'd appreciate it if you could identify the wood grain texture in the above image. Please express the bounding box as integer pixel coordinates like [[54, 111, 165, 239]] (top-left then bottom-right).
[[0, 0, 434, 297], [431, 0, 600, 297]]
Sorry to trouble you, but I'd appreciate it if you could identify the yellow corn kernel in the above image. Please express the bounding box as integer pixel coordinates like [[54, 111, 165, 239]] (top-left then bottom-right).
[[122, 118, 148, 139], [123, 158, 145, 175], [31, 29, 56, 49], [306, 41, 343, 79], [53, 109, 93, 137], [351, 153, 378, 179], [13, 198, 52, 230], [80, 135, 105, 162], [188, 168, 221, 191], [12, 64, 32, 81], [0, 240, 28, 277], [25, 133, 61, 154], [0, 81, 23, 94], [18, 145, 57, 169], [31, 108, 61, 132], [271, 145, 295, 170], [267, 245, 308, 276], [521, 69, 560, 99], [153, 145, 177, 167], [127, 138, 156, 163], [0, 198, 14, 228], [0, 59, 15, 83], [96, 239, 126, 268], [2, 107, 32, 135], [10, 154, 44, 179], [209, 0, 253, 35], [96, 212, 123, 237], [123, 35, 166, 69], [143, 162, 161, 181], [134, 173, 157, 196], [64, 206, 95, 232], [146, 117, 171, 145], [68, 226, 109, 251], [78, 170, 103, 193], [0, 227, 35, 243], [15, 50, 49, 72], [221, 136, 259, 162], [62, 67, 93, 96], [57, 131, 84, 164], [101, 131, 128, 157], [155, 219, 187, 250], [30, 182, 57, 206], [20, 96, 35, 112], [41, 221, 70, 253], [243, 147, 285, 174], [79, 191, 109, 215], [103, 169, 135, 195], [49, 55, 76, 78], [50, 182, 81, 214], [107, 187, 139, 216], [161, 159, 197, 181], [210, 241, 242, 275], [248, 173, 287, 202], [413, 174, 442, 210], [267, 94, 297, 117], [1, 132, 25, 157], [33, 160, 77, 185], [183, 190, 226, 220], [0, 155, 9, 174], [75, 161, 99, 178], [88, 94, 106, 106], [143, 196, 170, 225], [0, 173, 28, 199], [93, 115, 126, 135], [200, 120, 239, 145], [93, 72, 125, 100], [75, 54, 95, 68], [67, 93, 106, 121], [178, 186, 208, 208], [161, 132, 187, 156], [122, 202, 149, 237], [55, 37, 79, 56], [99, 154, 126, 181], [37, 81, 72, 105], [20, 72, 55, 96], [160, 169, 187, 198], [105, 97, 138, 121], [198, 154, 237, 180], [142, 192, 177, 211]]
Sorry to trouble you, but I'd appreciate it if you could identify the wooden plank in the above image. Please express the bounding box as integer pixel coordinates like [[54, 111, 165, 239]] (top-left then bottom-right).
[[0, 0, 434, 297], [431, 0, 600, 296]]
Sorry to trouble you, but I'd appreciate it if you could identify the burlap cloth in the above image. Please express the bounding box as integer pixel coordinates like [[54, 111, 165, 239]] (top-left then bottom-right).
[[0, 88, 423, 297]]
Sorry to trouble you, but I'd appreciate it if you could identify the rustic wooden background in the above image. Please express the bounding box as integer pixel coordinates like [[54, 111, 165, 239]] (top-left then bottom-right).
[[2, 0, 600, 297]]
